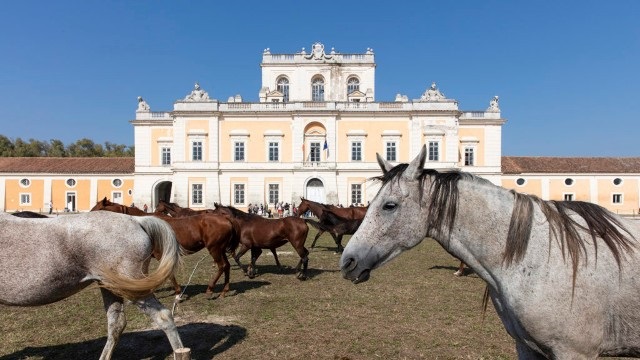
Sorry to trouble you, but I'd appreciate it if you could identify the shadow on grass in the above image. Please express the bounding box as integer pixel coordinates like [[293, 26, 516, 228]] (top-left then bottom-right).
[[157, 280, 272, 302], [240, 264, 338, 280], [0, 322, 246, 360]]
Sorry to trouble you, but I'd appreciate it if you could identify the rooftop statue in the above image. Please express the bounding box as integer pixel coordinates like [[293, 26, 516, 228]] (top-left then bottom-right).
[[420, 82, 447, 101], [184, 82, 211, 101], [487, 95, 500, 112], [136, 96, 150, 112]]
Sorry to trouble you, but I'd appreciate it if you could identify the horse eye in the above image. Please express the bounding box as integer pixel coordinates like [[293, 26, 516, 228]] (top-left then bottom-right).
[[382, 202, 397, 211]]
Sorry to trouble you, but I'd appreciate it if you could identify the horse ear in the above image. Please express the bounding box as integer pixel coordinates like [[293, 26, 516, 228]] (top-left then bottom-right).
[[404, 145, 426, 181], [376, 153, 394, 174]]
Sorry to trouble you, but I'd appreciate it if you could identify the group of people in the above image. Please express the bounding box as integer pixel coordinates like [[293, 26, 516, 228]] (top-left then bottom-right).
[[247, 202, 296, 218]]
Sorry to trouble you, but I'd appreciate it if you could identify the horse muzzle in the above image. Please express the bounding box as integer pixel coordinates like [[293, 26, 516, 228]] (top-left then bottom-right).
[[340, 257, 371, 284]]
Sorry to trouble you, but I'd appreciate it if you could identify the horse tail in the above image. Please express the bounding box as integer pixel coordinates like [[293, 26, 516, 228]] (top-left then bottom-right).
[[226, 218, 241, 253], [100, 217, 182, 300]]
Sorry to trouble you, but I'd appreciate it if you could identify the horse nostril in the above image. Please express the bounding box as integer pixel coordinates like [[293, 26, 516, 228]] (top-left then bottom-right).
[[342, 257, 357, 273]]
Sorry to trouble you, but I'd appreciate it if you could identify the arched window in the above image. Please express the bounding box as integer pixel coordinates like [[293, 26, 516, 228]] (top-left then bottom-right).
[[277, 77, 289, 102], [347, 77, 360, 95], [312, 76, 324, 102]]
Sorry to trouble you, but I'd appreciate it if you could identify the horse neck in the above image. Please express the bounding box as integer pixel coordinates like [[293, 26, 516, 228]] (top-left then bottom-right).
[[305, 200, 326, 216], [434, 179, 514, 288]]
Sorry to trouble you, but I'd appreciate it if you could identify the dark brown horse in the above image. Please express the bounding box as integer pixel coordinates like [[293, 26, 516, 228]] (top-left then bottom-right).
[[212, 203, 311, 280], [297, 198, 367, 252], [91, 198, 238, 299], [11, 211, 50, 218], [305, 209, 364, 252]]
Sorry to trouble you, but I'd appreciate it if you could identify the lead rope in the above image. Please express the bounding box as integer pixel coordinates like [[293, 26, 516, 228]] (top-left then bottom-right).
[[171, 254, 208, 315]]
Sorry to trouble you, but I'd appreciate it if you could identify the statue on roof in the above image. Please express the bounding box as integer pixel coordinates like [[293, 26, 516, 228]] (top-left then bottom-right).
[[420, 82, 446, 101], [487, 95, 500, 112], [136, 96, 150, 112], [304, 42, 333, 60], [184, 82, 211, 101]]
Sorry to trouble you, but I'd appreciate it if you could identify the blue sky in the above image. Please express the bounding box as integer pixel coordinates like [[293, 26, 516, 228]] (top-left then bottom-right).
[[1, 1, 638, 156]]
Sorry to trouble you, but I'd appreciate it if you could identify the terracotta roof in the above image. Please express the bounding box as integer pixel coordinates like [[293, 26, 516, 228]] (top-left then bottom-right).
[[502, 156, 640, 174], [0, 157, 135, 174]]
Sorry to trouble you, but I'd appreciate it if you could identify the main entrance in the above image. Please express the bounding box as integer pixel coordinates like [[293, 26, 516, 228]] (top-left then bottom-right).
[[305, 178, 325, 203], [154, 181, 172, 208]]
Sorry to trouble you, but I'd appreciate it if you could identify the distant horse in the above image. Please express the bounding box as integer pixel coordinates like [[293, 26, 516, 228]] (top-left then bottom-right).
[[0, 211, 185, 360], [212, 203, 311, 280], [92, 198, 238, 299], [296, 198, 367, 251], [11, 210, 49, 218], [155, 200, 215, 217], [341, 145, 640, 359], [305, 209, 363, 252]]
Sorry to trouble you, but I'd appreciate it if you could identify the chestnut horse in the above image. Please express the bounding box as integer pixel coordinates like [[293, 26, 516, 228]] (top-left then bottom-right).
[[297, 198, 367, 252], [91, 198, 238, 299], [212, 203, 311, 280]]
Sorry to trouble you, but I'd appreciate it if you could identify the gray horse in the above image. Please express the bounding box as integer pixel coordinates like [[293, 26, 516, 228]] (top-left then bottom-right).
[[341, 145, 640, 359], [0, 211, 185, 360]]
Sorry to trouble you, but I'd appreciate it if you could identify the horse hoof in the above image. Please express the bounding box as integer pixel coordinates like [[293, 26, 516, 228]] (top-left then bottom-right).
[[175, 294, 188, 302], [453, 270, 463, 276], [297, 274, 308, 281]]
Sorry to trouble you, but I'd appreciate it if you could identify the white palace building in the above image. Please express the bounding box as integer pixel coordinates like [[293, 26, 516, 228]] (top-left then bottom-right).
[[1, 42, 639, 215]]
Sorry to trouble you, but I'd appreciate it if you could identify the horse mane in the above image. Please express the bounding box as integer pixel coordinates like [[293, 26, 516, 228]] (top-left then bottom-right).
[[374, 166, 636, 276], [216, 204, 254, 221]]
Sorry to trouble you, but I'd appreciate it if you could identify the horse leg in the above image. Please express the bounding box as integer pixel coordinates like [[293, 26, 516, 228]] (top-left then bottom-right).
[[454, 261, 465, 276], [135, 295, 184, 352], [99, 289, 127, 360], [294, 246, 310, 280], [248, 247, 263, 278], [334, 234, 344, 253], [310, 230, 325, 248], [270, 248, 283, 269], [206, 249, 231, 300], [234, 244, 250, 274]]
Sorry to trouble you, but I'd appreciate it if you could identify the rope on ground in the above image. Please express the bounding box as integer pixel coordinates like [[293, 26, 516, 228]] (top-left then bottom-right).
[[172, 254, 209, 315]]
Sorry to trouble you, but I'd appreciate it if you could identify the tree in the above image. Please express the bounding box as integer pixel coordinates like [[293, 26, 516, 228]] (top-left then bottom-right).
[[0, 135, 14, 157], [48, 139, 67, 157]]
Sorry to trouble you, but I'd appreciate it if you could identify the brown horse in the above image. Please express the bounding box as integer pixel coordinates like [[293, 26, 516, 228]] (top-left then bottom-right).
[[305, 209, 364, 252], [155, 200, 215, 217], [212, 203, 311, 280], [297, 198, 367, 252], [91, 198, 238, 299]]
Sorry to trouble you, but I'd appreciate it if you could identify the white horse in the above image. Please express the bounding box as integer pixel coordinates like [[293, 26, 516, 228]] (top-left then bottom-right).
[[341, 145, 640, 359], [0, 211, 185, 360]]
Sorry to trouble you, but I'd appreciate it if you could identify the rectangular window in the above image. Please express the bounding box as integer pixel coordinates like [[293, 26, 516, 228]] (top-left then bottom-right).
[[351, 142, 362, 161], [310, 142, 321, 162], [464, 147, 474, 166], [234, 184, 245, 205], [613, 193, 622, 204], [161, 147, 171, 165], [428, 141, 439, 161], [386, 142, 397, 161], [234, 142, 245, 162], [268, 184, 279, 204], [564, 194, 574, 201], [192, 141, 202, 161], [268, 142, 279, 162], [192, 184, 203, 205], [20, 193, 31, 205], [351, 184, 362, 206]]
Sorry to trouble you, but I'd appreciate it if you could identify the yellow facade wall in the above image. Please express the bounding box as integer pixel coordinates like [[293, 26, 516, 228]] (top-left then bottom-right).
[[5, 179, 45, 211], [151, 128, 174, 166], [458, 128, 486, 166], [220, 119, 292, 163], [549, 178, 590, 201], [337, 118, 409, 162], [502, 178, 543, 196]]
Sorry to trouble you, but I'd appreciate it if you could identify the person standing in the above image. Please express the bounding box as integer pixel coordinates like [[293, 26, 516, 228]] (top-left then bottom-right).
[[48, 200, 53, 215]]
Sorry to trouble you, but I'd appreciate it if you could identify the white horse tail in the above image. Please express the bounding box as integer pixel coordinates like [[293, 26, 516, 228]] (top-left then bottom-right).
[[100, 216, 182, 300]]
